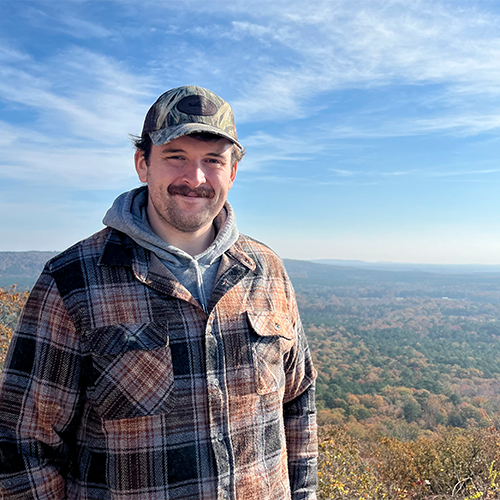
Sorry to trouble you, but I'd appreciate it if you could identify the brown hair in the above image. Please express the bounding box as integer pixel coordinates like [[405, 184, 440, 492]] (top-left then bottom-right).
[[132, 132, 244, 170]]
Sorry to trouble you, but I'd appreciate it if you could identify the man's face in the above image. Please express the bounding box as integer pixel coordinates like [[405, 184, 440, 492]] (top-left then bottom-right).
[[135, 135, 237, 236]]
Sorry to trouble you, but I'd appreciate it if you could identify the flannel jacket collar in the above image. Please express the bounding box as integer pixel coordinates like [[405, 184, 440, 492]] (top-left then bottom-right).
[[97, 227, 257, 313]]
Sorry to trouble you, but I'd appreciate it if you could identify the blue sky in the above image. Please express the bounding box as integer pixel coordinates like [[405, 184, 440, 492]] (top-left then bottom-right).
[[1, 0, 500, 264]]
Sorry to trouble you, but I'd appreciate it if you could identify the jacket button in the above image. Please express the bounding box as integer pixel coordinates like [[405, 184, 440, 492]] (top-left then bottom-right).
[[274, 323, 280, 330]]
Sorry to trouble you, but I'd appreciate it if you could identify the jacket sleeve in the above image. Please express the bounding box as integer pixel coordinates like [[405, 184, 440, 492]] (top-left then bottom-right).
[[283, 307, 318, 500], [0, 268, 84, 499]]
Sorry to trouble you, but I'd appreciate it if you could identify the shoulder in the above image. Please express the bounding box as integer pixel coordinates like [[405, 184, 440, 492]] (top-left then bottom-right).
[[235, 234, 301, 318], [43, 227, 136, 299], [45, 227, 114, 274], [237, 233, 283, 262], [37, 228, 139, 329], [17, 229, 119, 332], [235, 233, 289, 278]]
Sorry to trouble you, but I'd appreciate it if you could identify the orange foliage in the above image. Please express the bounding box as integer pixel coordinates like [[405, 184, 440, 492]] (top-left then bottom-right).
[[0, 286, 28, 369]]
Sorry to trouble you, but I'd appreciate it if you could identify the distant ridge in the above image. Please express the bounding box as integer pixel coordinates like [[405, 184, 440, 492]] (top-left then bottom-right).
[[283, 258, 500, 288], [2, 251, 500, 290], [0, 251, 58, 288], [312, 259, 500, 274]]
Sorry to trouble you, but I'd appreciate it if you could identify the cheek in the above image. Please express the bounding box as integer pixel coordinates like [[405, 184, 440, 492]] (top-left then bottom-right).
[[217, 170, 234, 189], [148, 170, 174, 188]]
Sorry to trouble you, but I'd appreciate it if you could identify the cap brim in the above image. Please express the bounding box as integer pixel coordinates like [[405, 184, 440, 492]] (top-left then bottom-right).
[[149, 123, 244, 152]]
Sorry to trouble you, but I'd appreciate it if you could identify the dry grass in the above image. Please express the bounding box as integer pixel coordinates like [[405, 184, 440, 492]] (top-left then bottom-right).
[[318, 425, 500, 499]]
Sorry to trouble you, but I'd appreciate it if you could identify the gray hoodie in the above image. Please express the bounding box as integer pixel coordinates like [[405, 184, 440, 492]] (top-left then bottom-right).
[[102, 186, 239, 311]]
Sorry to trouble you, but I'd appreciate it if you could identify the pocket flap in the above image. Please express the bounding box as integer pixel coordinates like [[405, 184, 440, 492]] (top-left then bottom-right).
[[247, 311, 294, 340], [87, 322, 169, 356]]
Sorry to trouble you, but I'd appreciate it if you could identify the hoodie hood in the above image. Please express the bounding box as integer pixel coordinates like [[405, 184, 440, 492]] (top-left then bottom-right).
[[102, 186, 239, 267]]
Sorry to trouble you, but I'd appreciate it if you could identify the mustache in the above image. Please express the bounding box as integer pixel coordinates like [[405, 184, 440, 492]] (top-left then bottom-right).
[[167, 184, 215, 198]]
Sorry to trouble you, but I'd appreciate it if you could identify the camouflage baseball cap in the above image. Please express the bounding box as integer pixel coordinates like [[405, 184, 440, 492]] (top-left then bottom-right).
[[141, 85, 244, 152]]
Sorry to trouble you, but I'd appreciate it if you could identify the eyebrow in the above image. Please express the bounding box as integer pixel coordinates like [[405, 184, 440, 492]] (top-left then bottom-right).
[[160, 147, 186, 154], [160, 147, 226, 158]]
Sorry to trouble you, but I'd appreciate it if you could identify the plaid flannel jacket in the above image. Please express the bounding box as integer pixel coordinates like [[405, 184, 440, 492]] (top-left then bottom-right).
[[0, 227, 317, 500]]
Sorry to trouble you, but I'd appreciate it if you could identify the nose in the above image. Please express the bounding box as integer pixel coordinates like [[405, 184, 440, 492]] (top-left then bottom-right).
[[182, 160, 206, 186]]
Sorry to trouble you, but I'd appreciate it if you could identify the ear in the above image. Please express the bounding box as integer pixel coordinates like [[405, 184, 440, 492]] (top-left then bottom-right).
[[134, 150, 148, 183], [228, 162, 238, 189]]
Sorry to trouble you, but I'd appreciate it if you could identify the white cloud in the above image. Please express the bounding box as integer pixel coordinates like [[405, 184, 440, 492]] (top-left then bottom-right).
[[0, 42, 32, 63], [230, 2, 500, 123], [320, 110, 500, 139], [0, 142, 137, 190], [87, 0, 500, 136], [204, 0, 500, 133], [238, 130, 330, 172], [2, 0, 500, 195], [23, 6, 112, 39], [0, 46, 155, 144], [329, 168, 355, 177], [56, 13, 113, 38]]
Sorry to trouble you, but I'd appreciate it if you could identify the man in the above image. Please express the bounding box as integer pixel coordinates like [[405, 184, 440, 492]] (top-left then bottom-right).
[[0, 86, 317, 499]]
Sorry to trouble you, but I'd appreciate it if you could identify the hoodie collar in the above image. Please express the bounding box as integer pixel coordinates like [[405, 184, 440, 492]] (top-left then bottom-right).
[[102, 186, 239, 267]]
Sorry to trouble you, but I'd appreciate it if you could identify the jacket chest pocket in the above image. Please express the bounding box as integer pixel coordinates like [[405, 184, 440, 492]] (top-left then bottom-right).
[[85, 322, 175, 420], [247, 311, 294, 395]]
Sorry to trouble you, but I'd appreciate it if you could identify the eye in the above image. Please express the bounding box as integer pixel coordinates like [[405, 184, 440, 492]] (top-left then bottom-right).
[[205, 158, 222, 166]]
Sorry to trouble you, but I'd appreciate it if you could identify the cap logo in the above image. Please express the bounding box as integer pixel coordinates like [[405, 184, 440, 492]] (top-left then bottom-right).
[[176, 95, 217, 116]]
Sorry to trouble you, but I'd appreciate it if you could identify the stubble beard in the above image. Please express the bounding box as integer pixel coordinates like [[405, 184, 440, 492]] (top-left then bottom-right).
[[150, 184, 225, 234]]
